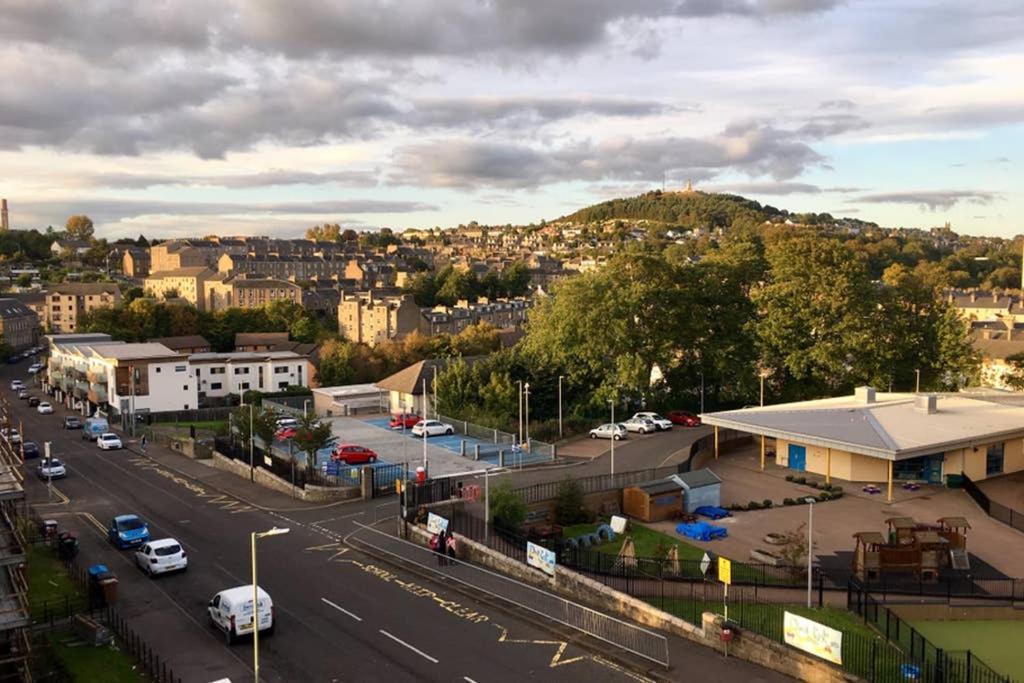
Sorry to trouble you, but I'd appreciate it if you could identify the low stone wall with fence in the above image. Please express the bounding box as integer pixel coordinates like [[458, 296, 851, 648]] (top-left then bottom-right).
[[210, 451, 359, 502]]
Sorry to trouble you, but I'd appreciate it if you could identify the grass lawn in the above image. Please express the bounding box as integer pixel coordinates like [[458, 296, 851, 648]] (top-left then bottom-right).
[[911, 620, 1024, 681], [27, 543, 84, 616], [562, 521, 706, 561], [50, 637, 146, 683], [151, 419, 226, 432]]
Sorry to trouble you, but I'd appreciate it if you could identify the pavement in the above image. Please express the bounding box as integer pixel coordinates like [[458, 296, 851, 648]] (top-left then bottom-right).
[[9, 364, 785, 683]]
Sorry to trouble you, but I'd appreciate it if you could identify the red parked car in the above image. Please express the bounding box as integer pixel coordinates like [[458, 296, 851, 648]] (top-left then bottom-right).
[[331, 444, 379, 464], [667, 410, 702, 427], [275, 427, 297, 440], [389, 413, 420, 429]]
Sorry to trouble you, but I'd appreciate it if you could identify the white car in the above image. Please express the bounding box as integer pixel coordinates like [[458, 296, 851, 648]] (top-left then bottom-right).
[[589, 423, 628, 440], [27, 364, 41, 375], [208, 585, 274, 644], [37, 458, 67, 479], [631, 412, 673, 431], [9, 380, 23, 391], [96, 433, 123, 450], [622, 417, 657, 434], [275, 417, 300, 430], [1, 429, 21, 445], [135, 538, 188, 576], [411, 420, 454, 437], [36, 402, 53, 414]]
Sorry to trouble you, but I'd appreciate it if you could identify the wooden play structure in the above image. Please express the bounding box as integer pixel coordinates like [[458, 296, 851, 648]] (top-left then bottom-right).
[[852, 516, 971, 581]]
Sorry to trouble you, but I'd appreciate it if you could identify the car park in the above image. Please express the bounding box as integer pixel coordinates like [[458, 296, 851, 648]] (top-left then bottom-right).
[[37, 458, 66, 479], [589, 423, 628, 440], [631, 412, 673, 431], [331, 444, 378, 464], [389, 413, 420, 429], [62, 415, 81, 428], [21, 441, 39, 459], [622, 417, 657, 434], [411, 419, 454, 437], [208, 585, 274, 644], [97, 433, 123, 450], [135, 538, 187, 576], [38, 402, 54, 415], [108, 514, 150, 549], [667, 410, 702, 427]]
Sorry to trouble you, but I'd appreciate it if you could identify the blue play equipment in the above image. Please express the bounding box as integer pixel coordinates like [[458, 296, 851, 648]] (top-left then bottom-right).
[[695, 505, 731, 520], [595, 524, 616, 542], [675, 521, 728, 541]]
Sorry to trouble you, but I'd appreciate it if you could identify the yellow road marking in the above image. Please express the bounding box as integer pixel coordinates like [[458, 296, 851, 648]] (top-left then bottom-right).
[[34, 484, 70, 506], [78, 511, 107, 534], [495, 625, 587, 668]]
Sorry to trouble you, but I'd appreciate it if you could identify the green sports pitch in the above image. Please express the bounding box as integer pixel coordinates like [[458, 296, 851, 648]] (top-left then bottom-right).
[[911, 620, 1024, 681]]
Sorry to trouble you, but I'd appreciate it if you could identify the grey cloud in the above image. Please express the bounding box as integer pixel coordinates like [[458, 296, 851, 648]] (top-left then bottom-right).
[[854, 190, 1000, 211], [392, 123, 824, 189], [819, 99, 856, 110], [89, 169, 380, 190], [706, 182, 822, 195], [797, 114, 870, 139], [406, 96, 684, 129], [822, 186, 866, 193]]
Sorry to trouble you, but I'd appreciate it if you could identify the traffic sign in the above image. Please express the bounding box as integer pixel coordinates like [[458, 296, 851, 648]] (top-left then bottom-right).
[[700, 552, 712, 576], [718, 557, 732, 585]]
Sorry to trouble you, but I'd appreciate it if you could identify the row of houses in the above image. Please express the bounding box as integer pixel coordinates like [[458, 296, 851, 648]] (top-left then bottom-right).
[[45, 333, 314, 415]]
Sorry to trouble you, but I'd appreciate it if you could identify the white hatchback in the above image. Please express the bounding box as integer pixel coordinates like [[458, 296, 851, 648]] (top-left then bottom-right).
[[411, 420, 454, 437], [135, 538, 187, 576], [37, 402, 53, 414], [631, 412, 673, 431], [97, 433, 123, 450]]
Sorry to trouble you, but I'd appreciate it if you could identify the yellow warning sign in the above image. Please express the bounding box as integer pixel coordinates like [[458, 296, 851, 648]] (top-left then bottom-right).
[[718, 557, 732, 585]]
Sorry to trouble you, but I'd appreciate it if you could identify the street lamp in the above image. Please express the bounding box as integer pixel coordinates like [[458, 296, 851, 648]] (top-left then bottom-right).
[[524, 382, 531, 451], [557, 375, 564, 439], [914, 369, 920, 393], [517, 380, 523, 447], [241, 395, 255, 482], [804, 497, 815, 608], [609, 398, 616, 476], [251, 526, 289, 683]]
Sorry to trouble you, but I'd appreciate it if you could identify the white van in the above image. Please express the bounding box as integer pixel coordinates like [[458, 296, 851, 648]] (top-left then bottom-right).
[[207, 586, 274, 644]]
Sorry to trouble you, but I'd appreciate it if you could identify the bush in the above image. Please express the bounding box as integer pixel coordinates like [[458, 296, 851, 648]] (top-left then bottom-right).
[[831, 486, 843, 494], [784, 475, 794, 482], [831, 491, 843, 499], [794, 476, 806, 485], [762, 499, 773, 508], [554, 478, 588, 526], [783, 497, 795, 506], [747, 501, 761, 510], [818, 492, 831, 501], [490, 480, 526, 529]]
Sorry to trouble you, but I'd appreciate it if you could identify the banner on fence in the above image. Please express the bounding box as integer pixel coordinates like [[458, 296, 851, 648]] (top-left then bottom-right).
[[783, 611, 843, 665], [426, 512, 449, 535], [527, 541, 556, 576]]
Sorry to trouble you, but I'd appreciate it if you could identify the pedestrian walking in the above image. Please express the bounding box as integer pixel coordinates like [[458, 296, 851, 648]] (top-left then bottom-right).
[[446, 534, 457, 565], [140, 434, 147, 453], [433, 529, 446, 566]]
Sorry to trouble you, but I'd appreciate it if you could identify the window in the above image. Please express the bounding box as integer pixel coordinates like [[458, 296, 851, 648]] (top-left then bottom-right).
[[183, 385, 189, 391], [274, 366, 288, 374], [233, 367, 250, 375], [986, 443, 1004, 476], [155, 367, 161, 373], [210, 382, 222, 390], [175, 365, 186, 372], [277, 381, 288, 389], [240, 382, 250, 390]]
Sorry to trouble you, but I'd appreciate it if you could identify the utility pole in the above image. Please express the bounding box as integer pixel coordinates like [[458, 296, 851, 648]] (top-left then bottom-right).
[[524, 382, 530, 451], [517, 380, 523, 447], [421, 378, 428, 474], [557, 375, 564, 439], [610, 398, 616, 476], [915, 369, 921, 393]]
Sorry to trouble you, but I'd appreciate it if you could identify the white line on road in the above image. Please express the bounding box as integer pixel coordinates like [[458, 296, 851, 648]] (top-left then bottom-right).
[[464, 677, 479, 683], [378, 629, 439, 663], [320, 597, 362, 622]]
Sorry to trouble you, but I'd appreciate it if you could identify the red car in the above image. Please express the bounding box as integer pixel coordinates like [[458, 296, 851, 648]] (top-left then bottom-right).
[[667, 410, 701, 427], [389, 413, 420, 430], [275, 427, 297, 440], [331, 444, 378, 464]]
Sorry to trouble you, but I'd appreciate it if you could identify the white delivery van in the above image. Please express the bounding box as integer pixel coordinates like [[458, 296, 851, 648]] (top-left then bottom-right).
[[207, 585, 274, 644]]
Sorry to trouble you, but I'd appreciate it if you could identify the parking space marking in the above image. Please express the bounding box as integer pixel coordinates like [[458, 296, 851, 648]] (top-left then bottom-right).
[[321, 597, 362, 622], [379, 629, 439, 664]]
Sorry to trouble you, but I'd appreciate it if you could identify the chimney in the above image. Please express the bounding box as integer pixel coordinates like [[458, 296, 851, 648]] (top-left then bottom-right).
[[854, 386, 876, 404], [0, 199, 7, 231], [914, 394, 938, 415]]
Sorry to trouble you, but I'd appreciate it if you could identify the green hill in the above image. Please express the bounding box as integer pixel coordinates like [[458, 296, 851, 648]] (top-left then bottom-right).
[[559, 190, 785, 230]]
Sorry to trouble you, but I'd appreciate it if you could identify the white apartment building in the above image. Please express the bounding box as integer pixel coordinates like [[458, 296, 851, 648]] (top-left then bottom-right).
[[46, 335, 197, 414], [189, 350, 311, 400]]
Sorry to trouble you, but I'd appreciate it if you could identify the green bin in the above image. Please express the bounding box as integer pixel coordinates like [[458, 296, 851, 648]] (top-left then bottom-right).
[[945, 473, 963, 489]]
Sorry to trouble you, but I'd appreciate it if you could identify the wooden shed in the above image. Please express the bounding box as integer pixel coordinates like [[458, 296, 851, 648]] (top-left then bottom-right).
[[622, 479, 684, 522]]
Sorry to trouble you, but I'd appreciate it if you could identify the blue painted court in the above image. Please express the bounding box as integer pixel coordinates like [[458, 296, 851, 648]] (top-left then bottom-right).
[[364, 417, 550, 466]]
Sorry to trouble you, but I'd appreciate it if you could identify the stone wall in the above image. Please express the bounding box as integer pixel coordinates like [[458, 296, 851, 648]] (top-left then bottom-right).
[[211, 451, 359, 502]]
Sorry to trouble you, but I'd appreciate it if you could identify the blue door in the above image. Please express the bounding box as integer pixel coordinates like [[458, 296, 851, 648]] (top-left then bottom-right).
[[788, 444, 806, 472]]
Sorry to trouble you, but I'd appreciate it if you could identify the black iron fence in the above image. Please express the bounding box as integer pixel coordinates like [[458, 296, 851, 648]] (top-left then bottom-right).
[[104, 605, 183, 683], [962, 473, 1024, 533], [848, 579, 1017, 683], [512, 466, 683, 504]]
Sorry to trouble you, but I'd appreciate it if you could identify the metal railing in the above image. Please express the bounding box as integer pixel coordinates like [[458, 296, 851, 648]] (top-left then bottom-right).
[[436, 412, 556, 462], [512, 466, 681, 504], [962, 473, 1024, 533], [350, 522, 670, 668]]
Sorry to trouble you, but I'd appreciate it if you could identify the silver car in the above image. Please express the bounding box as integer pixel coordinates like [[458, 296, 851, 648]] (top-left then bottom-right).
[[622, 417, 657, 434], [589, 423, 627, 440]]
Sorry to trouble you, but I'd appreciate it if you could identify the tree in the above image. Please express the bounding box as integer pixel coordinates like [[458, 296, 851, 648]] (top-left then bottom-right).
[[290, 315, 319, 344], [306, 223, 342, 241], [500, 261, 531, 297], [1002, 353, 1024, 391], [292, 411, 335, 471], [15, 274, 32, 288], [489, 480, 526, 530], [230, 405, 278, 457], [316, 339, 357, 386], [65, 215, 95, 241], [554, 478, 588, 526], [450, 322, 500, 356]]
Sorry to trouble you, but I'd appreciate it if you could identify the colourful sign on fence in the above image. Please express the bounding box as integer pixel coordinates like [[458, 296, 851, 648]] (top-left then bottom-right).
[[426, 512, 449, 535], [783, 611, 843, 665], [527, 541, 556, 577]]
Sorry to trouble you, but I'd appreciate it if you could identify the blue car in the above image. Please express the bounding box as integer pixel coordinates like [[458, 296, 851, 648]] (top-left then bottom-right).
[[108, 515, 150, 549]]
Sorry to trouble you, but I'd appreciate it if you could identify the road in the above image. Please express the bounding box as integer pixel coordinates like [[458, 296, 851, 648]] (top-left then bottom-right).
[[10, 364, 783, 683]]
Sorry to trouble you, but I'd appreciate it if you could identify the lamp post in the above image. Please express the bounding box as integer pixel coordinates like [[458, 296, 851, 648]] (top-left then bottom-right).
[[557, 375, 564, 439], [609, 398, 616, 476], [252, 527, 289, 683], [517, 380, 523, 448], [805, 498, 815, 608], [915, 369, 920, 393], [760, 373, 765, 407], [241, 395, 255, 482], [421, 378, 428, 473], [699, 371, 705, 414], [524, 382, 530, 451]]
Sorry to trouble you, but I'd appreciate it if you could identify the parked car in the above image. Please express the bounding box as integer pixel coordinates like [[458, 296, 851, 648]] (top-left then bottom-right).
[[622, 417, 657, 434], [16, 389, 28, 400], [27, 363, 43, 375], [21, 441, 39, 459], [208, 585, 274, 644], [631, 412, 673, 431], [37, 458, 66, 479], [9, 380, 23, 391], [108, 514, 150, 549], [96, 433, 123, 450], [275, 417, 300, 430], [1, 428, 21, 445], [667, 410, 702, 427], [589, 423, 628, 440], [389, 413, 420, 430], [61, 415, 81, 428], [411, 420, 454, 437], [331, 444, 378, 464], [135, 538, 187, 576], [274, 427, 297, 440], [27, 396, 39, 407], [38, 402, 54, 415]]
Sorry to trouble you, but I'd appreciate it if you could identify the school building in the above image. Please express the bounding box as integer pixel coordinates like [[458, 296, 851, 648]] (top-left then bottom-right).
[[700, 387, 1024, 502]]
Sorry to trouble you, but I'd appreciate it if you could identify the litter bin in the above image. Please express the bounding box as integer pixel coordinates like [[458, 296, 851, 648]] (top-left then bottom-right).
[[42, 520, 59, 543], [58, 532, 79, 560], [88, 565, 117, 606], [99, 577, 118, 605]]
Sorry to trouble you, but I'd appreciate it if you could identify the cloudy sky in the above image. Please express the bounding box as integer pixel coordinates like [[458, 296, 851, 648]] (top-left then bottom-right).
[[1, 0, 1021, 239]]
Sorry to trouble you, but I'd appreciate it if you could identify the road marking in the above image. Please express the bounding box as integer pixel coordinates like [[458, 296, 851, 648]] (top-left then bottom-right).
[[79, 511, 107, 534], [464, 677, 478, 683], [494, 625, 586, 668], [378, 629, 438, 663], [320, 597, 362, 621], [311, 511, 364, 525]]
